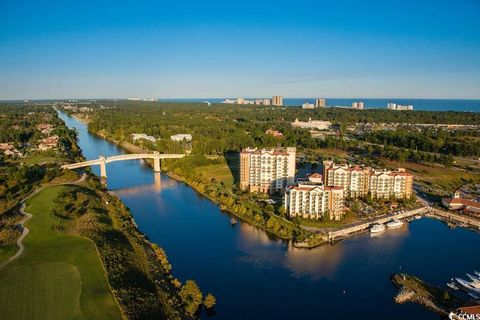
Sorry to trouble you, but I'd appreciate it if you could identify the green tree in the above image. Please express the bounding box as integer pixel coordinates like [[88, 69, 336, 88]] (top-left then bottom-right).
[[204, 293, 216, 309], [180, 280, 203, 316]]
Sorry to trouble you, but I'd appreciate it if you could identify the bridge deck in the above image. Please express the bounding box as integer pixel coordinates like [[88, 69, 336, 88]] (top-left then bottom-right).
[[61, 153, 186, 169]]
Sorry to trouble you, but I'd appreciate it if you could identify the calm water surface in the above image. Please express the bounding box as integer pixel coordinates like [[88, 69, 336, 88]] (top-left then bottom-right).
[[59, 112, 480, 319]]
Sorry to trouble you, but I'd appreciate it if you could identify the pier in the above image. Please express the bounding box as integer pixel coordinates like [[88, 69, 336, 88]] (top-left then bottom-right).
[[428, 208, 480, 229], [327, 207, 429, 242]]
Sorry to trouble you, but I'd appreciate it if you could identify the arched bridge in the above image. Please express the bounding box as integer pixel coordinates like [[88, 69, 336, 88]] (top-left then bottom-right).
[[61, 152, 185, 178]]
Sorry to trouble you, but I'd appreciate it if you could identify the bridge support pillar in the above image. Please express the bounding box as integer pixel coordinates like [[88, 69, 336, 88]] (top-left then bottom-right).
[[153, 156, 161, 172], [99, 156, 107, 178], [154, 172, 161, 190]]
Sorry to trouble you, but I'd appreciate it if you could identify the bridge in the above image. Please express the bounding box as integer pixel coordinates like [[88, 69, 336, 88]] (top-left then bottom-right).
[[61, 152, 186, 178]]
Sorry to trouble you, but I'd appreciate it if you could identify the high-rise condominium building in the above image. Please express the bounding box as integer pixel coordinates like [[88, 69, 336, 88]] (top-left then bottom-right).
[[352, 101, 364, 109], [323, 161, 413, 199], [315, 98, 326, 108], [240, 147, 296, 194], [285, 173, 345, 221], [272, 96, 284, 106]]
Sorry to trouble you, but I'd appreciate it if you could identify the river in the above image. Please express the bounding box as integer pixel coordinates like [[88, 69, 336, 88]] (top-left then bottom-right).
[[59, 112, 480, 319]]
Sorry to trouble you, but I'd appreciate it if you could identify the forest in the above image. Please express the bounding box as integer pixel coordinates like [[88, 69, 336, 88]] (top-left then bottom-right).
[[79, 101, 480, 162]]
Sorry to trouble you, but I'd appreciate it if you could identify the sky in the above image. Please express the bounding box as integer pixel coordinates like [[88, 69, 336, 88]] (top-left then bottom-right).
[[1, 0, 479, 100]]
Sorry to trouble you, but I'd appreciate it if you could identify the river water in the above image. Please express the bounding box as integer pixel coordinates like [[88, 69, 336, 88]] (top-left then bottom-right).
[[59, 112, 480, 319]]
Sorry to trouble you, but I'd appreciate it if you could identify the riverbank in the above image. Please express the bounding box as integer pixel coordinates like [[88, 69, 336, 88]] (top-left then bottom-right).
[[86, 128, 327, 248], [391, 273, 465, 317]]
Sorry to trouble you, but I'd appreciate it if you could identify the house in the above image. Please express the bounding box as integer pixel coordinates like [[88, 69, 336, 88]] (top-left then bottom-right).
[[170, 134, 192, 142], [36, 123, 54, 135], [265, 129, 283, 137], [442, 191, 480, 218], [132, 133, 156, 143], [38, 135, 59, 151]]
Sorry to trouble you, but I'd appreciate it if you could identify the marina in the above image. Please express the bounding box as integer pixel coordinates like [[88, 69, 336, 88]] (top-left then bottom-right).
[[59, 111, 480, 320]]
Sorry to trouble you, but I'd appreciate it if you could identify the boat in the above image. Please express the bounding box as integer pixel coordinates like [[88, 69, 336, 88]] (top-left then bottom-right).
[[455, 278, 480, 293], [386, 220, 404, 229], [414, 215, 421, 220], [230, 218, 237, 225], [370, 224, 386, 233], [447, 282, 459, 290], [468, 292, 479, 300], [467, 274, 480, 283]]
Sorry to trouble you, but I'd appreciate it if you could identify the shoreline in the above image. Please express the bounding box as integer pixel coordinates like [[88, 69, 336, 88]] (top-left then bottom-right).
[[85, 128, 327, 248], [391, 273, 465, 317]]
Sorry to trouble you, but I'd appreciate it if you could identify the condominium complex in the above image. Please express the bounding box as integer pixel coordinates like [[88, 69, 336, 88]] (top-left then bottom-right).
[[387, 103, 414, 111], [292, 118, 332, 130], [302, 102, 315, 109], [323, 161, 413, 199], [222, 96, 279, 106], [240, 147, 296, 194], [285, 173, 345, 220], [272, 96, 284, 106], [315, 98, 326, 108], [351, 101, 364, 109]]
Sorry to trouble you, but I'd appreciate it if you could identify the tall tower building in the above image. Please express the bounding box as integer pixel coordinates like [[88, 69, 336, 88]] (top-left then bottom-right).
[[315, 98, 326, 108], [272, 96, 284, 106], [240, 147, 296, 194]]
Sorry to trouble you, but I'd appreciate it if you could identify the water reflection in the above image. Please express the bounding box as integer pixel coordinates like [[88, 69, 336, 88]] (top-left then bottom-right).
[[114, 173, 179, 195], [235, 222, 411, 280], [284, 243, 345, 279]]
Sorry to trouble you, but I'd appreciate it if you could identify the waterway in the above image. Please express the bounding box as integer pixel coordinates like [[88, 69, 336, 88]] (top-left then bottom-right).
[[59, 111, 480, 319]]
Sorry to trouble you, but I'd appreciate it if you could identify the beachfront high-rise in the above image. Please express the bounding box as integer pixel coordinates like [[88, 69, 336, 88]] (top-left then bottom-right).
[[240, 147, 296, 194], [285, 173, 345, 220], [322, 161, 414, 199], [272, 96, 284, 106], [315, 98, 326, 108]]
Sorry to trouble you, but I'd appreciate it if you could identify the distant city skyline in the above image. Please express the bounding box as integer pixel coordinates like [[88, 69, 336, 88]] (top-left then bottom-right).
[[1, 0, 479, 100]]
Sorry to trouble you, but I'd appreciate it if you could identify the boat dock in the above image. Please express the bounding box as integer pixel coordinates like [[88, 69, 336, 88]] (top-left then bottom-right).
[[327, 207, 429, 242], [428, 209, 480, 229]]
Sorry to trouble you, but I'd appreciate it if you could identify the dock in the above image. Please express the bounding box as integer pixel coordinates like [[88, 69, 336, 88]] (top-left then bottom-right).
[[428, 208, 480, 229], [327, 207, 429, 242]]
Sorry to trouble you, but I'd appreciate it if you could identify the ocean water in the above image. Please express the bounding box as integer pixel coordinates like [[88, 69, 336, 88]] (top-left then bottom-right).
[[159, 98, 480, 112]]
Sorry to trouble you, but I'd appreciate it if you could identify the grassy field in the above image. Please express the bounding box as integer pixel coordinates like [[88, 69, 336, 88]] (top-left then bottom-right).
[[193, 162, 235, 188], [0, 186, 122, 320], [380, 159, 480, 190], [0, 245, 18, 263]]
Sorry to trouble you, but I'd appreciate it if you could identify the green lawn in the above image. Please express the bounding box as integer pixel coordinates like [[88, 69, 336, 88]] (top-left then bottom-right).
[[0, 245, 18, 264], [0, 186, 122, 320], [193, 162, 235, 188]]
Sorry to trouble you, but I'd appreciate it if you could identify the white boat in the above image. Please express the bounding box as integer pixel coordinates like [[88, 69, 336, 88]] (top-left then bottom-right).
[[370, 224, 386, 233], [447, 282, 459, 290], [414, 215, 421, 220], [467, 274, 480, 284], [455, 278, 480, 293], [386, 220, 404, 229]]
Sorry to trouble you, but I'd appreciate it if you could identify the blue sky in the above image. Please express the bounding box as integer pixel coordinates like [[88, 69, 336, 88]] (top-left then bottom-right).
[[1, 0, 479, 99]]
